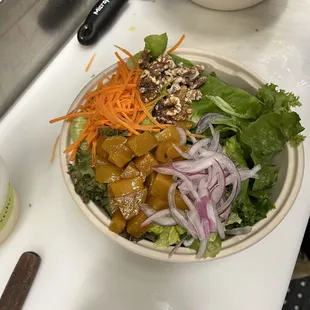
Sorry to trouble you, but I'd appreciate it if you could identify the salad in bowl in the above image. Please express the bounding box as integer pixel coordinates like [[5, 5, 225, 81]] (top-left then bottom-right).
[[51, 34, 305, 260]]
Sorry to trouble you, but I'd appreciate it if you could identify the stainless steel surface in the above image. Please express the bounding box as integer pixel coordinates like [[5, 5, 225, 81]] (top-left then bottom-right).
[[0, 0, 98, 117]]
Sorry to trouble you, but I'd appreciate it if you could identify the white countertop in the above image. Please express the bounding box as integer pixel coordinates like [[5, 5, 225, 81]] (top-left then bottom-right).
[[0, 0, 310, 309]]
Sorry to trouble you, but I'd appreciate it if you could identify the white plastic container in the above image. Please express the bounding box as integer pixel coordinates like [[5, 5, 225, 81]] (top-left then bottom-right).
[[0, 156, 19, 244], [191, 0, 264, 11]]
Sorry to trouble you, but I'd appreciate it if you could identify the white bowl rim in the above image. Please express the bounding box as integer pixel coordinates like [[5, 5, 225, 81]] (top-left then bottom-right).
[[59, 48, 304, 262]]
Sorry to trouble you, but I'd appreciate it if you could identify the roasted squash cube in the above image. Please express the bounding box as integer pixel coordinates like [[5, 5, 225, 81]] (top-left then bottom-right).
[[146, 195, 168, 211], [166, 144, 189, 160], [155, 126, 180, 144], [95, 165, 122, 184], [109, 209, 126, 234], [155, 141, 171, 163], [145, 172, 157, 195], [111, 176, 144, 198], [108, 144, 133, 168], [121, 162, 140, 179], [96, 136, 109, 158], [126, 211, 152, 238], [150, 173, 174, 201], [102, 136, 127, 154], [127, 131, 158, 156], [135, 153, 158, 178], [115, 189, 147, 220]]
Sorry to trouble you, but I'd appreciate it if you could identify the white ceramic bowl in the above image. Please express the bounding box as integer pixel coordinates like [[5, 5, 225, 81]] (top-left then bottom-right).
[[60, 48, 304, 262], [191, 0, 264, 11]]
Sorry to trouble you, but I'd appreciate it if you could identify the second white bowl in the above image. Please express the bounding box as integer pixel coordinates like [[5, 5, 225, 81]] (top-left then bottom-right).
[[191, 0, 264, 11]]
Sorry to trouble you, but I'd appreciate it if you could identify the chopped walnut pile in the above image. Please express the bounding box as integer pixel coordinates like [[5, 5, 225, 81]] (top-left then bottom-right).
[[138, 53, 207, 124]]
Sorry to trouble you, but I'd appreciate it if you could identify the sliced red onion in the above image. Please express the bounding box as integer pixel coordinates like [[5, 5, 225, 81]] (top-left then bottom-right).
[[172, 144, 192, 160], [217, 178, 239, 215], [226, 165, 261, 185], [197, 197, 217, 236], [141, 209, 176, 227], [186, 215, 200, 238], [212, 160, 225, 193], [187, 211, 204, 239], [208, 123, 220, 152], [182, 194, 204, 239], [180, 192, 196, 212], [208, 166, 217, 189], [188, 137, 212, 157], [169, 235, 187, 258], [178, 182, 190, 193], [196, 113, 231, 134], [168, 183, 191, 228], [201, 218, 210, 238], [207, 203, 218, 232], [154, 165, 200, 201], [196, 239, 208, 259], [140, 203, 156, 217], [176, 126, 187, 146], [225, 226, 252, 236], [198, 178, 209, 198], [213, 205, 225, 239], [173, 157, 215, 174], [211, 185, 224, 205], [188, 173, 207, 180], [168, 184, 202, 238], [239, 165, 261, 180]]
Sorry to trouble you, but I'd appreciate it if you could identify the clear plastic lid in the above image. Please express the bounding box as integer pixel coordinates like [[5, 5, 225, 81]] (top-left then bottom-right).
[[0, 156, 9, 211]]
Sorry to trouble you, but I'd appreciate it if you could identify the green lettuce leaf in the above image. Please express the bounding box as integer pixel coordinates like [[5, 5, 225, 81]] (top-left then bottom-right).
[[226, 212, 242, 226], [232, 180, 274, 227], [257, 83, 302, 113], [240, 111, 304, 158], [189, 233, 222, 258], [290, 134, 306, 147], [252, 165, 279, 191], [224, 136, 247, 167], [148, 225, 186, 247], [204, 233, 222, 258], [148, 224, 164, 235], [249, 190, 270, 200], [170, 54, 194, 67], [144, 33, 168, 58], [191, 97, 225, 123], [199, 75, 262, 120], [251, 196, 275, 221], [232, 182, 257, 227]]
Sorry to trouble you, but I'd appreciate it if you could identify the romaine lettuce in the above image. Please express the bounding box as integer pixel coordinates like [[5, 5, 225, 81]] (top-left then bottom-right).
[[148, 225, 187, 248]]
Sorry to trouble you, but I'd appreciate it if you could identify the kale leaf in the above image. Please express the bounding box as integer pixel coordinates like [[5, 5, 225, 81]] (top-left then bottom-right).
[[68, 150, 111, 217]]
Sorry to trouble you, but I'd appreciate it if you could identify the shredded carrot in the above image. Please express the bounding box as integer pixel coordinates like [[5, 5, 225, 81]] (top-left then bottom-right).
[[50, 46, 170, 165], [50, 135, 60, 163], [114, 45, 138, 68], [85, 53, 96, 72], [167, 34, 186, 54]]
